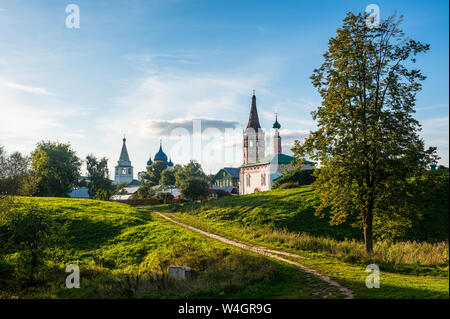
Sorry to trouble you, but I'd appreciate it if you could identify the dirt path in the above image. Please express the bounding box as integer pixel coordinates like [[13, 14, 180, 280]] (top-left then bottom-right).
[[153, 212, 354, 299]]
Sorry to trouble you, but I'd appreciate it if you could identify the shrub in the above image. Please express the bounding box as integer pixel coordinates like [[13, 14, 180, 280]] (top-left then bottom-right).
[[213, 190, 231, 198], [155, 192, 174, 204], [273, 169, 316, 189], [278, 182, 299, 189]]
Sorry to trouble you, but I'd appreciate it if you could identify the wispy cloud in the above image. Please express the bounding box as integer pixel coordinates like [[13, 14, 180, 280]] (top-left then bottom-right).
[[139, 117, 240, 138], [0, 77, 88, 155], [0, 77, 52, 95]]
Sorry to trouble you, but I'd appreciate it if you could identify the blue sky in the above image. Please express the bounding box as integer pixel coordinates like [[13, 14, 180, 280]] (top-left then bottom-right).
[[0, 0, 448, 176]]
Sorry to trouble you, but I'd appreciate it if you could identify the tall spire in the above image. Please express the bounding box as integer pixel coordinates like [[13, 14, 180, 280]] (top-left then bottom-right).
[[272, 112, 281, 129], [118, 137, 131, 165], [272, 113, 282, 154], [246, 91, 261, 129]]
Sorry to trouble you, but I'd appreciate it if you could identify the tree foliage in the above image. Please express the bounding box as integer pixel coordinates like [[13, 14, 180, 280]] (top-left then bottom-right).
[[133, 181, 156, 199], [0, 205, 67, 284], [273, 169, 316, 189], [160, 168, 176, 186], [86, 154, 115, 200], [292, 13, 438, 253], [142, 161, 168, 186], [0, 147, 30, 195], [29, 141, 81, 197], [179, 177, 209, 201], [175, 160, 207, 188]]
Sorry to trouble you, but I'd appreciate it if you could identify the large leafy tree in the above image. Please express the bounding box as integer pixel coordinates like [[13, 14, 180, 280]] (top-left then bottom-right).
[[179, 177, 209, 201], [292, 13, 438, 253], [30, 141, 81, 197], [86, 154, 115, 200], [174, 160, 207, 188], [1, 204, 68, 284], [142, 161, 168, 186], [175, 161, 209, 201], [0, 147, 30, 195], [160, 168, 176, 186]]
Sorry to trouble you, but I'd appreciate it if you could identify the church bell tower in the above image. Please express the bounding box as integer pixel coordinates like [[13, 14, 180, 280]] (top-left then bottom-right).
[[243, 91, 265, 164], [114, 137, 133, 184]]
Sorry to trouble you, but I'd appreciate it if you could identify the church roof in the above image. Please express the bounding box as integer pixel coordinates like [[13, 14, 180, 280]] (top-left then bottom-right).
[[214, 167, 241, 180], [118, 137, 132, 167], [146, 155, 153, 166], [272, 113, 281, 129], [223, 167, 241, 178], [242, 153, 315, 168], [154, 141, 168, 163], [246, 92, 261, 130], [168, 158, 174, 167]]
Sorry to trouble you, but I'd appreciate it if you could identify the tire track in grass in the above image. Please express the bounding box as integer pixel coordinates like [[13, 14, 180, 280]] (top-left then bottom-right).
[[154, 211, 354, 299]]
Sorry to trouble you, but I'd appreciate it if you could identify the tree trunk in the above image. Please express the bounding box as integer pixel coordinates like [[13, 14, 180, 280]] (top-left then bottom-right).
[[364, 210, 373, 254]]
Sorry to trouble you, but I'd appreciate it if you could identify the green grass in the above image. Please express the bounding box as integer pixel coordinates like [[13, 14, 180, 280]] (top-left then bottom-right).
[[143, 186, 449, 299], [0, 196, 345, 299]]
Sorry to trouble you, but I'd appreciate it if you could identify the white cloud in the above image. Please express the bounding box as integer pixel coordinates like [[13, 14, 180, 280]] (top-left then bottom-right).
[[0, 77, 87, 154], [0, 77, 52, 95], [96, 68, 265, 168], [421, 116, 449, 165], [139, 117, 240, 138]]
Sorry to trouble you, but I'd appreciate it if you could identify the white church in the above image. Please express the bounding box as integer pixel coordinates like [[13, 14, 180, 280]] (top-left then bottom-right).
[[238, 92, 315, 195]]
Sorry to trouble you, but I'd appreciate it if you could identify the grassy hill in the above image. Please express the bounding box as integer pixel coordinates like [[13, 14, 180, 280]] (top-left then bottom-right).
[[145, 183, 449, 298], [158, 182, 449, 243], [0, 197, 344, 299]]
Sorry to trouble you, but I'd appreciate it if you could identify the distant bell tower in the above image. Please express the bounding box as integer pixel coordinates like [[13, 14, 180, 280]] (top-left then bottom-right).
[[272, 113, 282, 154], [243, 91, 265, 164], [114, 137, 133, 184]]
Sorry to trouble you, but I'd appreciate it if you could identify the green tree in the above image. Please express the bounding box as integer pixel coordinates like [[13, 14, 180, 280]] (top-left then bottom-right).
[[175, 160, 207, 188], [160, 169, 176, 186], [180, 177, 209, 201], [142, 161, 168, 186], [115, 182, 129, 195], [0, 150, 30, 195], [29, 141, 81, 197], [292, 13, 438, 253], [0, 145, 6, 174], [1, 207, 67, 284], [133, 181, 156, 199], [86, 154, 115, 200]]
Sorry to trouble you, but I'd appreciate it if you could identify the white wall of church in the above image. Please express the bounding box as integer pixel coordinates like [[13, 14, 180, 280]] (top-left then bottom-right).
[[239, 163, 314, 195], [114, 166, 133, 184], [240, 165, 271, 195]]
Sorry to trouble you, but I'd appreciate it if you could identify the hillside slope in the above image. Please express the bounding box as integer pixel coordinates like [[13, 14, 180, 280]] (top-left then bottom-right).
[[145, 184, 449, 298], [161, 182, 449, 242], [0, 197, 343, 299]]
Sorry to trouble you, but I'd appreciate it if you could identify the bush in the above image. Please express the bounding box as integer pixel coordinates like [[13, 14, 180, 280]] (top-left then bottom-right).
[[212, 189, 231, 198], [155, 192, 174, 204], [273, 169, 316, 189], [278, 182, 299, 189]]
